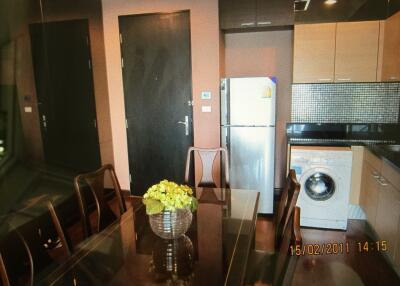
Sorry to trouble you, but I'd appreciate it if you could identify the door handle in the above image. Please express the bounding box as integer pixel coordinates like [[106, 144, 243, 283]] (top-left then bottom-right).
[[42, 115, 47, 128], [177, 115, 189, 136]]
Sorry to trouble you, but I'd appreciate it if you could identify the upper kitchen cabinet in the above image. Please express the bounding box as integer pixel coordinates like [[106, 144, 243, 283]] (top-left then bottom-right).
[[335, 21, 380, 82], [293, 21, 381, 83], [256, 0, 294, 28], [293, 23, 336, 83], [219, 0, 294, 31], [379, 11, 400, 82], [219, 0, 256, 30]]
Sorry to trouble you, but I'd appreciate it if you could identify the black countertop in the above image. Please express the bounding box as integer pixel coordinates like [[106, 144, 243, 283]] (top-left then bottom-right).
[[286, 123, 400, 170], [367, 144, 400, 172], [287, 123, 400, 144]]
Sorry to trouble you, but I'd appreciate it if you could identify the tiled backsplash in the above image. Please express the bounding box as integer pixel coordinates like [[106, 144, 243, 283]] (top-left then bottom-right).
[[291, 82, 400, 123]]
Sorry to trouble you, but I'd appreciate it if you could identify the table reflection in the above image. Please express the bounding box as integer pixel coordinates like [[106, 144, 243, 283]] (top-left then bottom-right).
[[151, 235, 194, 283]]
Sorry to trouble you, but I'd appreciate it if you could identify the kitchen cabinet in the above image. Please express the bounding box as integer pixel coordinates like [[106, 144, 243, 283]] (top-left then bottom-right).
[[293, 23, 336, 83], [256, 0, 294, 28], [379, 11, 400, 81], [375, 178, 400, 262], [219, 0, 293, 30], [219, 0, 256, 30], [360, 149, 400, 269], [293, 21, 381, 83], [360, 159, 380, 228], [396, 219, 400, 272], [335, 21, 380, 82]]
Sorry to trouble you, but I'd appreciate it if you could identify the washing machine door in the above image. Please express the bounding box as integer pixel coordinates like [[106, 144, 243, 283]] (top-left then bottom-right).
[[304, 172, 335, 201]]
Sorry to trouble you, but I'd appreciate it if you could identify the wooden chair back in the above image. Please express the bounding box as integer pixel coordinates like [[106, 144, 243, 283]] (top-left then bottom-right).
[[0, 253, 10, 286], [273, 206, 302, 286], [74, 164, 127, 238], [275, 169, 301, 248], [0, 231, 34, 286], [184, 147, 230, 188], [47, 201, 72, 257], [245, 207, 302, 286]]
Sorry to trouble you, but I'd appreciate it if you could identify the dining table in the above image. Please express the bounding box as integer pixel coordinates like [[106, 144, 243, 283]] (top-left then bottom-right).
[[36, 187, 259, 286]]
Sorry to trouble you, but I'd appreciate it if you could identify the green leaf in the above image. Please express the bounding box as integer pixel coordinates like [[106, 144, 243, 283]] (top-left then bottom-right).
[[143, 198, 164, 215], [190, 198, 198, 212]]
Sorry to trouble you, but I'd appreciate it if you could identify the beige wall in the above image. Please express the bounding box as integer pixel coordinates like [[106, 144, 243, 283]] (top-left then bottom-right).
[[224, 30, 294, 188], [101, 0, 221, 189]]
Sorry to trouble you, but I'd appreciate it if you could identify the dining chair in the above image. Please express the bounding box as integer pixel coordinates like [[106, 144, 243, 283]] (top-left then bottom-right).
[[245, 170, 302, 285], [0, 231, 34, 286], [275, 169, 301, 248], [273, 206, 302, 286], [184, 147, 230, 188], [47, 201, 72, 257], [74, 164, 127, 238], [245, 207, 302, 286], [0, 253, 10, 286]]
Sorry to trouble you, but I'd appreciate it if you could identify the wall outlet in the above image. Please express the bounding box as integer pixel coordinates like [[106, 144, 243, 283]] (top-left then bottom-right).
[[201, 105, 211, 113], [24, 106, 32, 113]]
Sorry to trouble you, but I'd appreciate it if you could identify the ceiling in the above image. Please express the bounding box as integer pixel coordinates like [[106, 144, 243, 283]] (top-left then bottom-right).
[[295, 0, 390, 24]]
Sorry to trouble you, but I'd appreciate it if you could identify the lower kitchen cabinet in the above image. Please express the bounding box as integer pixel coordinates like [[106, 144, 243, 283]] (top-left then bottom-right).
[[360, 149, 400, 270], [360, 161, 380, 228], [396, 219, 400, 272], [375, 180, 400, 261]]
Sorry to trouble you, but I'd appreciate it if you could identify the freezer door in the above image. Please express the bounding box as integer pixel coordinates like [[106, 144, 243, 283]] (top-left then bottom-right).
[[221, 126, 275, 213], [228, 77, 276, 126]]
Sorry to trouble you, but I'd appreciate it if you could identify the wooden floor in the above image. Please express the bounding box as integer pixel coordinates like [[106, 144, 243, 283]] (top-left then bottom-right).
[[255, 216, 400, 286]]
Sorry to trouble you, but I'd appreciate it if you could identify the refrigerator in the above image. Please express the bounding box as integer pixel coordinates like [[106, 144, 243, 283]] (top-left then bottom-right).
[[221, 77, 276, 214]]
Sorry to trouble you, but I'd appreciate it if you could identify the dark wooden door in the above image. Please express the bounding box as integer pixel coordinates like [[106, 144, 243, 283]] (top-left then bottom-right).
[[30, 19, 100, 172], [119, 11, 193, 195]]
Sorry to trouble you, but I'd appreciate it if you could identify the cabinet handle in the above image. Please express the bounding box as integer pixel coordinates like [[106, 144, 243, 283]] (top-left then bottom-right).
[[377, 177, 388, 187], [371, 173, 380, 179], [318, 78, 332, 82], [257, 21, 272, 25], [336, 78, 351, 82], [389, 76, 399, 81], [241, 22, 255, 27]]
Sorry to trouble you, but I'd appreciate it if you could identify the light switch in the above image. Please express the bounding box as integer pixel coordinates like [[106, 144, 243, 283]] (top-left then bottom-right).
[[24, 106, 32, 113], [201, 91, 211, 100], [201, 105, 211, 113]]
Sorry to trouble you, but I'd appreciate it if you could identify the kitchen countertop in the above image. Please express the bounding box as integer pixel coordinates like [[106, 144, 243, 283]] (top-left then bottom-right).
[[287, 123, 399, 144], [286, 123, 400, 171], [366, 144, 400, 172]]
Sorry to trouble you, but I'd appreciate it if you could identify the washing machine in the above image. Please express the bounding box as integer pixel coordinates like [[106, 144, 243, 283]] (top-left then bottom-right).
[[290, 146, 353, 230]]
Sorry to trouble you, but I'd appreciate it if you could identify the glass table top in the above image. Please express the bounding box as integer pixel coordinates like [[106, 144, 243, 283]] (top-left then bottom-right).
[[37, 188, 259, 286]]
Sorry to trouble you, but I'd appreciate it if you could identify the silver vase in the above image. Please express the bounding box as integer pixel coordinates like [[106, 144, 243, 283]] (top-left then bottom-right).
[[149, 209, 193, 239]]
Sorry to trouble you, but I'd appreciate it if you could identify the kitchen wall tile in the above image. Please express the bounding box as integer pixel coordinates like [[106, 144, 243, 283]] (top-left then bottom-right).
[[291, 82, 400, 123]]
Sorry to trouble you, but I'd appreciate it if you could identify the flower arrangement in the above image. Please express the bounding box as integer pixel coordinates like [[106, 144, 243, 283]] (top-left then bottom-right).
[[143, 180, 198, 215]]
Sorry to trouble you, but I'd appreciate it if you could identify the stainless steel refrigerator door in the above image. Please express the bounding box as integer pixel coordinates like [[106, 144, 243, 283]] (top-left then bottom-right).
[[222, 126, 275, 213], [227, 77, 276, 126]]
